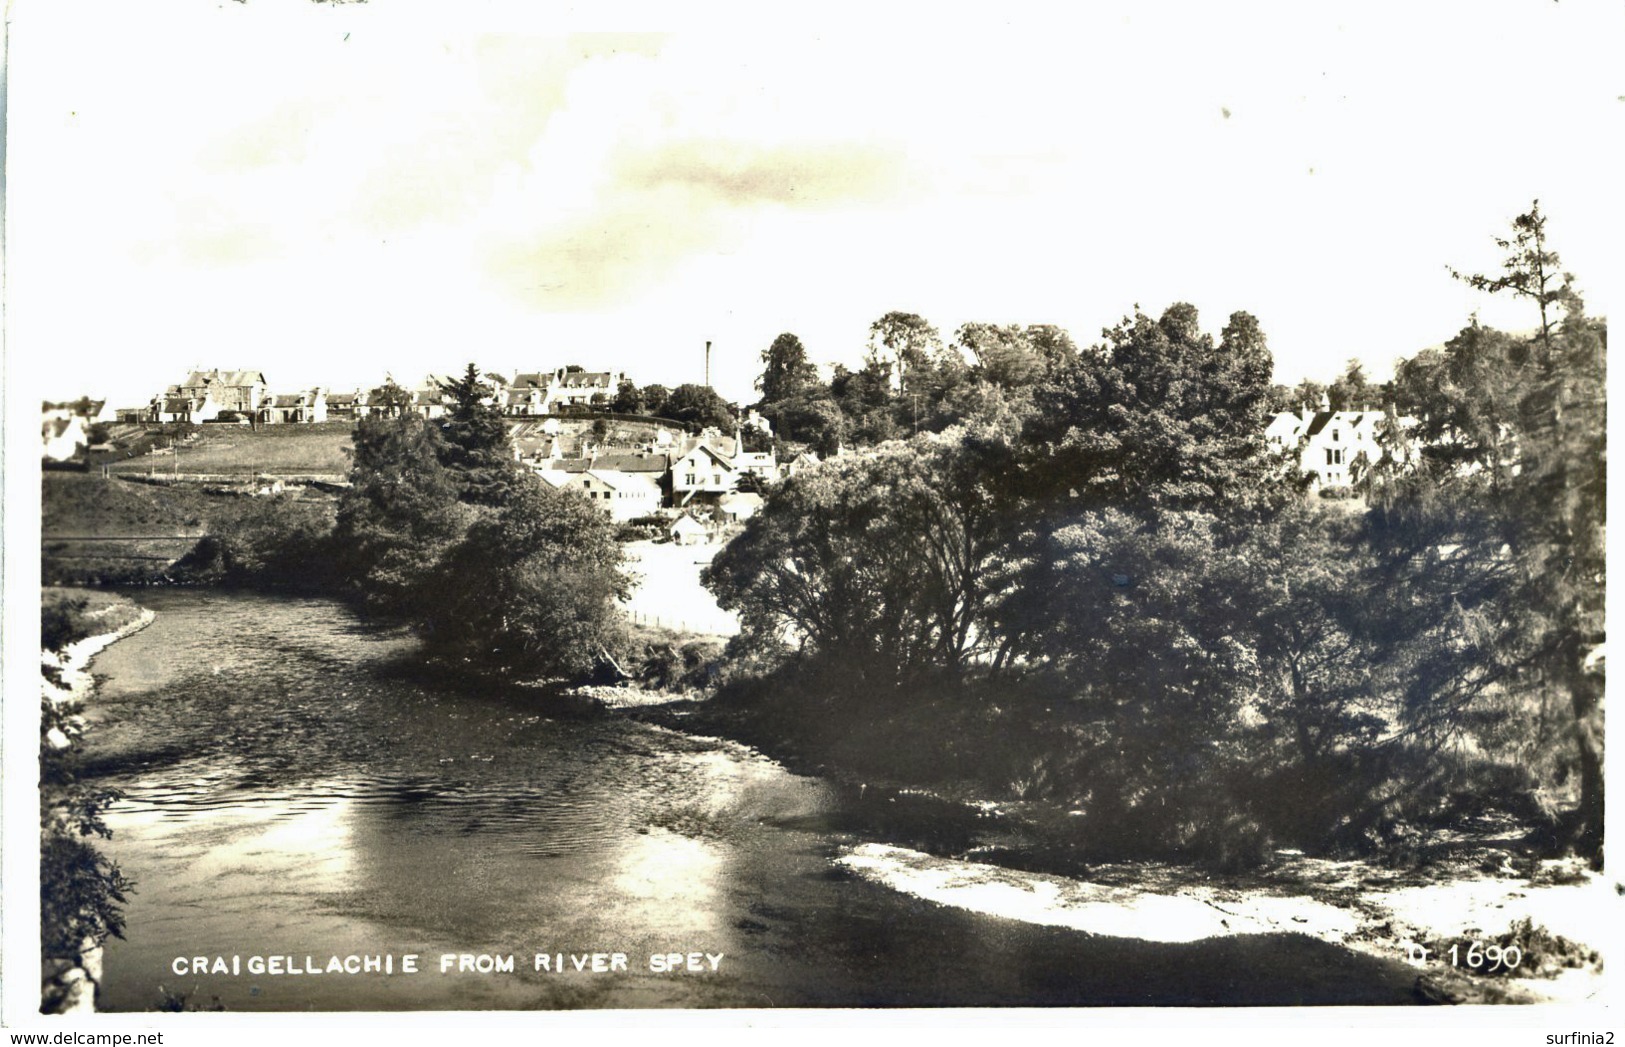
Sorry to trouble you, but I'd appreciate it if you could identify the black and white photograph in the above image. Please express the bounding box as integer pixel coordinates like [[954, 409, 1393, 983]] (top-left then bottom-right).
[[3, 0, 1617, 1037]]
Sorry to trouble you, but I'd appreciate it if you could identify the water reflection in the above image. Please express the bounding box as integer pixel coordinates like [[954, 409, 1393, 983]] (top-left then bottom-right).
[[86, 590, 1422, 1010]]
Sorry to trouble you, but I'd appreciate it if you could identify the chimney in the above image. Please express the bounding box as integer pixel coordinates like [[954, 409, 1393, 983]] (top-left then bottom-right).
[[704, 340, 712, 389]]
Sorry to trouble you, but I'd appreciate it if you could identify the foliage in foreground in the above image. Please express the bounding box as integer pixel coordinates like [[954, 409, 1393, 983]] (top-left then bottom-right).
[[708, 219, 1604, 866], [40, 593, 134, 964]]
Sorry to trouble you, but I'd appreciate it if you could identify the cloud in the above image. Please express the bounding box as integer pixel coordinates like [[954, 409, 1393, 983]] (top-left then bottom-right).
[[482, 138, 908, 309], [480, 184, 735, 310], [617, 139, 903, 208], [350, 34, 670, 233]]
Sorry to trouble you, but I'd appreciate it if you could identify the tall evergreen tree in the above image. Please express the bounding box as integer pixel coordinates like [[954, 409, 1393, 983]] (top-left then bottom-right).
[[436, 363, 522, 507], [1367, 203, 1605, 862]]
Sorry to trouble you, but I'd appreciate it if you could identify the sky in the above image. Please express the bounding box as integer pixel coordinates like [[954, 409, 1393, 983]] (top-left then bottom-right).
[[6, 0, 1621, 409]]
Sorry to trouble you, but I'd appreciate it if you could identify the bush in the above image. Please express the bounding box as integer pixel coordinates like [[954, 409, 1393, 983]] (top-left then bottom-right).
[[636, 636, 726, 692], [171, 493, 338, 590], [42, 593, 92, 656], [616, 522, 664, 543], [40, 693, 133, 965]]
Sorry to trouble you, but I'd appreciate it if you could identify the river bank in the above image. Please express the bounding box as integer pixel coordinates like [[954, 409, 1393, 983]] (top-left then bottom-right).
[[611, 688, 1612, 1006], [43, 589, 157, 704], [40, 589, 156, 1015], [85, 588, 1435, 1010], [49, 584, 1610, 1009]]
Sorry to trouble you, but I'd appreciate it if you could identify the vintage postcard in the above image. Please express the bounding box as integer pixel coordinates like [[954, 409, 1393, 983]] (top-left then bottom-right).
[[4, 0, 1617, 1040]]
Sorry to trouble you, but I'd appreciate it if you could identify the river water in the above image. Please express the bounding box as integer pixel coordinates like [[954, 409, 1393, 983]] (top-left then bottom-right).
[[82, 590, 1419, 1011]]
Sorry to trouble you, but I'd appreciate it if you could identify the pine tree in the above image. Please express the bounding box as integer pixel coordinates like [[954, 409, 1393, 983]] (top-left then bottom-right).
[[1369, 203, 1605, 862], [436, 363, 522, 507]]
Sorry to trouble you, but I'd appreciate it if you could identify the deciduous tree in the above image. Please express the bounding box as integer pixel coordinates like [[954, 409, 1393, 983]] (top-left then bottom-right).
[[1021, 304, 1284, 512], [757, 332, 822, 407]]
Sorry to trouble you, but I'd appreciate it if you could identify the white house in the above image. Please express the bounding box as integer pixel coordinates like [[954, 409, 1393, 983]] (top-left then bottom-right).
[[669, 514, 709, 546], [536, 464, 662, 521], [506, 368, 625, 414], [779, 449, 822, 480], [177, 370, 267, 416], [152, 385, 222, 423], [670, 443, 738, 506], [716, 491, 764, 523], [1268, 403, 1416, 490], [260, 389, 328, 424]]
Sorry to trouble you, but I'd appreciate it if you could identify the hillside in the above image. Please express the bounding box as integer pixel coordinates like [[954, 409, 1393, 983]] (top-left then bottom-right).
[[43, 473, 216, 536], [42, 472, 337, 586], [104, 421, 354, 477]]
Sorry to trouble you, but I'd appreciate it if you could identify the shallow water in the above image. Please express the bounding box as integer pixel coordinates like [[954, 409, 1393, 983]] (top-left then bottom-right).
[[83, 589, 1421, 1010]]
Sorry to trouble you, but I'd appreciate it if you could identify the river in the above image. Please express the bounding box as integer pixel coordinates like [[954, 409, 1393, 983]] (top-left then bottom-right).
[[81, 589, 1420, 1010]]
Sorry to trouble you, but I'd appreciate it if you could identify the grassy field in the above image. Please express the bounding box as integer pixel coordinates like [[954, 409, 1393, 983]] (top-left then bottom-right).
[[619, 539, 738, 637], [104, 422, 354, 476]]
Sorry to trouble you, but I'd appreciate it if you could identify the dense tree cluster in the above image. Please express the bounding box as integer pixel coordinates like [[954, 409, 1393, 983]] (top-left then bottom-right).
[[712, 204, 1604, 865], [334, 364, 626, 678]]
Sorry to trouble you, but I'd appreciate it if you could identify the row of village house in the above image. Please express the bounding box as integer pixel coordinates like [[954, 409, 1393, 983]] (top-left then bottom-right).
[[119, 368, 631, 426], [520, 427, 824, 524], [49, 368, 1422, 505]]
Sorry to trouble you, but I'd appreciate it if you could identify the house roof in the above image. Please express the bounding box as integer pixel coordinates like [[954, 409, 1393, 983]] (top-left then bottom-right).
[[559, 371, 617, 388], [591, 453, 670, 473], [678, 433, 738, 458], [1303, 412, 1334, 438], [513, 372, 551, 389], [586, 470, 662, 494], [1303, 410, 1379, 439], [184, 370, 266, 388], [676, 443, 735, 469], [270, 394, 305, 408], [669, 514, 707, 534], [164, 397, 193, 413]]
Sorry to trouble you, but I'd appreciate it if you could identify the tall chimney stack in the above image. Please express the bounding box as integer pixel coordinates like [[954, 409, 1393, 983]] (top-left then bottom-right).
[[705, 340, 712, 390]]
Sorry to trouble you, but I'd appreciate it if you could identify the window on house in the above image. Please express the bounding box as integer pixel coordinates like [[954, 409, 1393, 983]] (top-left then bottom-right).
[[1333, 430, 1339, 441], [1326, 449, 1334, 466]]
